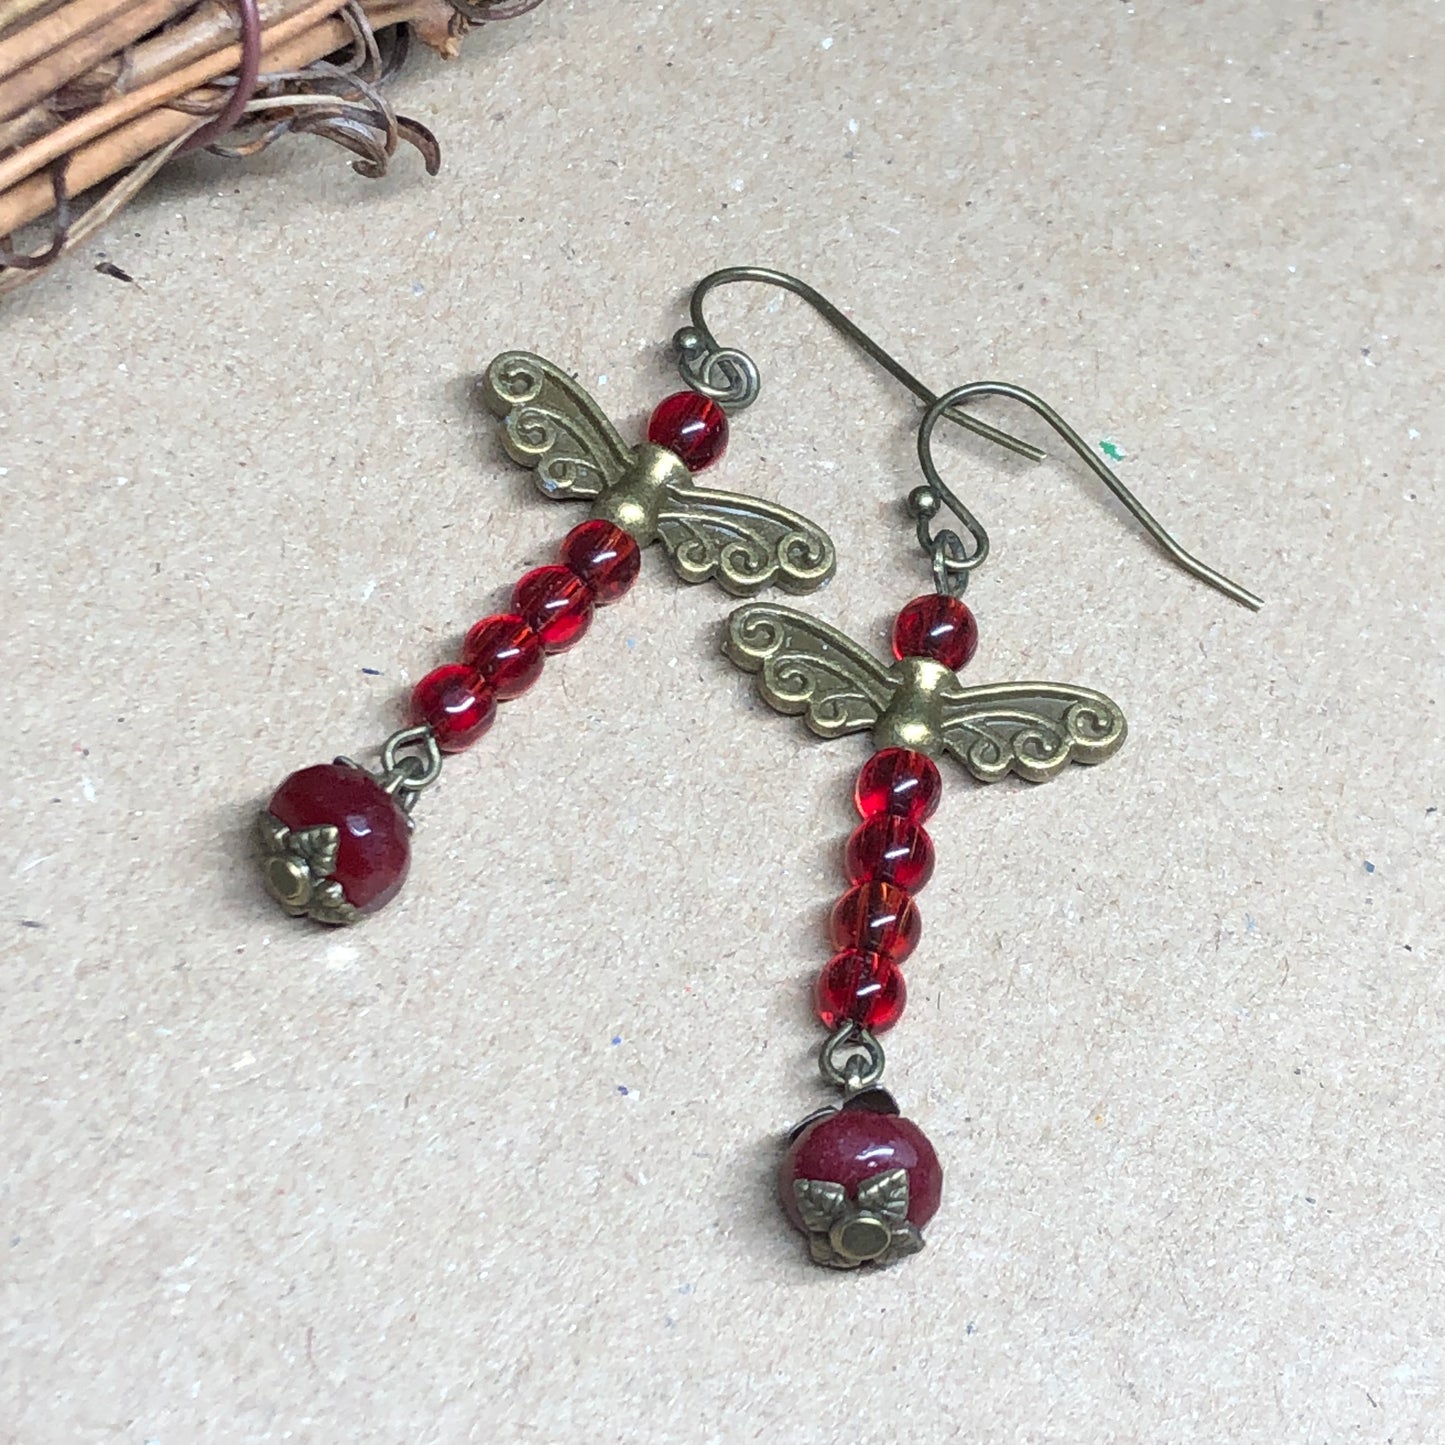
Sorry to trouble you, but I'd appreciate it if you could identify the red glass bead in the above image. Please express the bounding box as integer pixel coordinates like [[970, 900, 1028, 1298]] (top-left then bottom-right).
[[559, 519, 642, 605], [780, 1107, 942, 1258], [461, 613, 544, 700], [845, 815, 935, 893], [815, 951, 907, 1032], [829, 881, 921, 964], [512, 565, 595, 652], [264, 762, 410, 917], [411, 663, 496, 752], [647, 391, 729, 472], [892, 593, 979, 671], [854, 748, 942, 825]]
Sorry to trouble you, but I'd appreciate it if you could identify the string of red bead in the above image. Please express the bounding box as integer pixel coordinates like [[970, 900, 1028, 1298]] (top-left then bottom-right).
[[408, 391, 729, 753], [409, 518, 640, 749], [812, 592, 979, 1034], [261, 390, 728, 924]]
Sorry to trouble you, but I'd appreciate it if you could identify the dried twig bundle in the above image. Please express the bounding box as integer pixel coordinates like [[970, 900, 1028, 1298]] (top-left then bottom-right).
[[0, 0, 543, 292]]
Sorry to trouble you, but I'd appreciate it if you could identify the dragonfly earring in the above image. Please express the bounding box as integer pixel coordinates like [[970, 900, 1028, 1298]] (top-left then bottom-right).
[[253, 270, 1043, 925], [721, 380, 1262, 1269]]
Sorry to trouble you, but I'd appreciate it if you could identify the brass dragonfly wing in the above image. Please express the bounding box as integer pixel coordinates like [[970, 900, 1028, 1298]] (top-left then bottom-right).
[[481, 351, 834, 596], [725, 603, 1127, 783]]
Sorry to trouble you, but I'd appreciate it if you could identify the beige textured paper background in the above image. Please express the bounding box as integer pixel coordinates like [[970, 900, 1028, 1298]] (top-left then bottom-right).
[[2, 2, 1442, 1441]]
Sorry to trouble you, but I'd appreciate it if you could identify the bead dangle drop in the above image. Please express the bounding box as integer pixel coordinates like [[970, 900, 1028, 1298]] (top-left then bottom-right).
[[781, 737, 950, 1268], [255, 378, 749, 923], [723, 379, 1261, 1267]]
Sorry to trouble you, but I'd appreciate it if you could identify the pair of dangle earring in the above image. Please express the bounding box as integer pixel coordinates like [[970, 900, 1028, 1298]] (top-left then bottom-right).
[[256, 268, 1043, 924], [252, 266, 1260, 1269]]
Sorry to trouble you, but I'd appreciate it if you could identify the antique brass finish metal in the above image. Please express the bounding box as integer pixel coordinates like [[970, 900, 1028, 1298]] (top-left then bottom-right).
[[832, 1212, 894, 1262], [672, 274, 1260, 606], [256, 814, 358, 926], [726, 603, 1127, 782], [818, 1023, 887, 1093], [481, 351, 835, 596], [673, 265, 1044, 462], [914, 380, 1264, 610], [793, 1168, 925, 1269], [586, 442, 690, 541], [373, 724, 443, 812]]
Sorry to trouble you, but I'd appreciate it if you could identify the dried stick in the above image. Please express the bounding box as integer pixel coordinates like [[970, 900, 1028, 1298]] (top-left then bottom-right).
[[0, 0, 314, 154], [0, 0, 149, 76], [0, 4, 412, 236], [0, 0, 538, 288], [0, 0, 343, 194], [0, 125, 189, 295], [0, 99, 52, 155], [0, 0, 196, 126], [0, 0, 66, 36], [103, 0, 312, 86]]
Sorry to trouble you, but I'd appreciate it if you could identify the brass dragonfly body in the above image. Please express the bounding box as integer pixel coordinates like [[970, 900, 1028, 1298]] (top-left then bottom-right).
[[481, 352, 835, 596], [726, 604, 1128, 783]]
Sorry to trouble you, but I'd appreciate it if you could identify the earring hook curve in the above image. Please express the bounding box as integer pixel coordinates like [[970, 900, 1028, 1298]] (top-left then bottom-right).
[[672, 265, 1046, 463], [915, 380, 1264, 611]]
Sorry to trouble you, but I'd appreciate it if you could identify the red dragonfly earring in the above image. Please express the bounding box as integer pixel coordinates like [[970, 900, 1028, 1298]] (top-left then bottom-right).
[[720, 380, 1262, 1268], [254, 270, 1043, 924]]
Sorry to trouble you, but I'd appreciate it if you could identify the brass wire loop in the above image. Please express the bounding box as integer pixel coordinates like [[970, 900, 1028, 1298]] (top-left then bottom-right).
[[335, 724, 442, 819], [673, 265, 1045, 462], [914, 381, 1265, 610], [376, 724, 443, 810], [818, 1024, 886, 1093]]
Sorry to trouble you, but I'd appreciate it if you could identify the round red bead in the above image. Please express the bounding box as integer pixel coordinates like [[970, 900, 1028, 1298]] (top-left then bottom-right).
[[461, 614, 544, 699], [815, 951, 907, 1032], [647, 391, 729, 472], [892, 593, 979, 671], [265, 762, 410, 916], [829, 881, 921, 964], [781, 1107, 942, 1232], [854, 748, 942, 825], [512, 565, 594, 652], [559, 519, 642, 605], [411, 663, 496, 752], [845, 815, 935, 893]]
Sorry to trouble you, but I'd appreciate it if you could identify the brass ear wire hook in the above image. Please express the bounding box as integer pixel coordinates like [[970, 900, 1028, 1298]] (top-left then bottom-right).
[[911, 380, 1265, 611], [672, 265, 1046, 463]]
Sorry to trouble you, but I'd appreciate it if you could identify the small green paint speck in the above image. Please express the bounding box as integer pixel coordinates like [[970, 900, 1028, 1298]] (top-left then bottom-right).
[[1099, 438, 1126, 461]]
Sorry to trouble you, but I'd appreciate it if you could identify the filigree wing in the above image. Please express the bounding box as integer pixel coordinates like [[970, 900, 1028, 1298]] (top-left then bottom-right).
[[937, 680, 1127, 783], [480, 351, 631, 500], [725, 604, 892, 738], [657, 484, 835, 597]]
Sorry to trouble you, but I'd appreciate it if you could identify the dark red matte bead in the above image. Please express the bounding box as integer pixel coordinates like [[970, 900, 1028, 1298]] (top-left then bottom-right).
[[829, 881, 921, 964], [411, 663, 497, 752], [781, 1108, 942, 1232], [892, 593, 979, 671], [266, 763, 410, 915], [461, 613, 544, 700], [559, 519, 642, 605], [815, 951, 907, 1032], [647, 391, 729, 472], [512, 565, 595, 652], [854, 748, 942, 825], [845, 815, 935, 893]]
